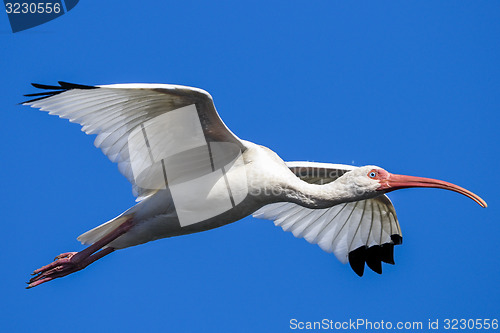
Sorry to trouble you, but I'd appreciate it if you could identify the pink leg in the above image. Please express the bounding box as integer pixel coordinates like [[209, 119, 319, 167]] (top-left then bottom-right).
[[27, 218, 134, 289]]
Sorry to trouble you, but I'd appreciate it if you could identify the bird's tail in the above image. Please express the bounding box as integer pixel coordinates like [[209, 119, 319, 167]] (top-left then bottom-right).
[[77, 214, 132, 245]]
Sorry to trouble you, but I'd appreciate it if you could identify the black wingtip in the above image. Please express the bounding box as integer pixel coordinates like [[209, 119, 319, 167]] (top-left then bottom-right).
[[366, 246, 382, 274], [57, 81, 95, 90], [22, 81, 97, 104], [31, 82, 64, 90], [348, 234, 402, 276], [391, 234, 403, 245], [380, 243, 395, 265], [21, 95, 56, 104], [348, 246, 366, 277], [24, 92, 58, 97]]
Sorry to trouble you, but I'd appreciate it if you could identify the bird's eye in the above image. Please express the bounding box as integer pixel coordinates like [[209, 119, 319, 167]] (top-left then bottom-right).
[[369, 171, 377, 178]]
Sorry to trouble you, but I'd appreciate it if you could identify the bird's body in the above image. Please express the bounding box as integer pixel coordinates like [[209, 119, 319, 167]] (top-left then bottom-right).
[[99, 140, 271, 249], [23, 82, 486, 288]]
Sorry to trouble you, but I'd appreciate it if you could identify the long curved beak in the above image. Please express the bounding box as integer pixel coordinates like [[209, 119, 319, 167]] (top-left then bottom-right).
[[378, 173, 487, 208]]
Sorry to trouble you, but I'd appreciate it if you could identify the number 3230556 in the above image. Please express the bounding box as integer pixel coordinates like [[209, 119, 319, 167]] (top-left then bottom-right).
[[443, 319, 498, 330], [5, 2, 62, 14]]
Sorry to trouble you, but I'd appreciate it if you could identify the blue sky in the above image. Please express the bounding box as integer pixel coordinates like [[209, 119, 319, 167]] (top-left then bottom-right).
[[1, 1, 499, 332]]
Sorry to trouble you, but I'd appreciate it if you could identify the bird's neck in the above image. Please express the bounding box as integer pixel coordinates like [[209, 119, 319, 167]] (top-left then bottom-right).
[[276, 176, 360, 209]]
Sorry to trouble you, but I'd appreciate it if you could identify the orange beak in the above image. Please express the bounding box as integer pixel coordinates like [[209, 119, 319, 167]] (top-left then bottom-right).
[[378, 174, 487, 208]]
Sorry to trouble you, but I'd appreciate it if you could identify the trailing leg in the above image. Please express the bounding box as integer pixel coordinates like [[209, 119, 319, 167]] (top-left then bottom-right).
[[27, 218, 134, 289]]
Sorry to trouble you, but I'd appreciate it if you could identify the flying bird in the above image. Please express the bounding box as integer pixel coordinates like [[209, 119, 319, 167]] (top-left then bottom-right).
[[23, 82, 487, 288]]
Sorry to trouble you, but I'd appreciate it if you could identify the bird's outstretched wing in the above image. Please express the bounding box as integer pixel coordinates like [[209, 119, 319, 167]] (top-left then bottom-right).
[[23, 82, 244, 201], [253, 161, 403, 276]]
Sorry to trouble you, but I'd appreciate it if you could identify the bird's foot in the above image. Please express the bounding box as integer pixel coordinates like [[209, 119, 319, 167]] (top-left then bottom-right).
[[27, 247, 114, 289], [54, 252, 78, 261], [27, 252, 85, 289], [26, 217, 132, 289]]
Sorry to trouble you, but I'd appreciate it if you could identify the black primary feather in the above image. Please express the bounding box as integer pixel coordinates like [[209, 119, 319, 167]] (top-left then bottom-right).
[[349, 246, 366, 277], [380, 243, 395, 264], [366, 246, 383, 274], [348, 234, 402, 276], [22, 81, 96, 104]]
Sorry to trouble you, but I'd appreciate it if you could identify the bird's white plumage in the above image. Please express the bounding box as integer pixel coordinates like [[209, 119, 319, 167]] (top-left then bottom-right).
[[254, 197, 400, 264], [25, 84, 242, 201]]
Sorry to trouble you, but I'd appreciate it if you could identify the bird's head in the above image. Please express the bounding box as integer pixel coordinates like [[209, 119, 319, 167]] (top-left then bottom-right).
[[346, 165, 487, 207]]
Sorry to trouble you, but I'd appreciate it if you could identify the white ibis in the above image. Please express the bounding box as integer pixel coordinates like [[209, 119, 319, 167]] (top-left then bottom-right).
[[24, 82, 486, 288]]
